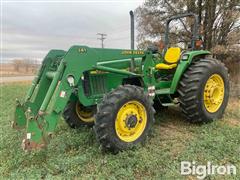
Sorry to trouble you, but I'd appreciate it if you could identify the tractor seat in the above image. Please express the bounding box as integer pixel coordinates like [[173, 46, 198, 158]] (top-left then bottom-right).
[[155, 47, 181, 70]]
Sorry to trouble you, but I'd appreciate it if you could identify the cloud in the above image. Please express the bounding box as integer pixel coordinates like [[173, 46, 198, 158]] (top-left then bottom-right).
[[2, 1, 144, 62]]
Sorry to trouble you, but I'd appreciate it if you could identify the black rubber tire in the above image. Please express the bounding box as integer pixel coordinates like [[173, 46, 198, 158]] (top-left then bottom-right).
[[94, 85, 155, 153], [63, 100, 95, 128], [178, 58, 229, 123]]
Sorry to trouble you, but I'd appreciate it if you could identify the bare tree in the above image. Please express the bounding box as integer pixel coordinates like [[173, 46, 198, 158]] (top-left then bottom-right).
[[135, 0, 240, 51], [12, 60, 23, 72]]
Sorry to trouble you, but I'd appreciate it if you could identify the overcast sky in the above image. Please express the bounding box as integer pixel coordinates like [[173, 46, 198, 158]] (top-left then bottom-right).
[[1, 0, 145, 63]]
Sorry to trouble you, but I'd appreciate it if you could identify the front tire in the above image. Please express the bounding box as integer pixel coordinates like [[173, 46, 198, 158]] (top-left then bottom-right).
[[63, 100, 96, 128], [94, 85, 155, 153], [178, 58, 229, 123]]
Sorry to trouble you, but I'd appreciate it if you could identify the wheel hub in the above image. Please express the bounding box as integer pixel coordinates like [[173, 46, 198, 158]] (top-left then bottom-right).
[[115, 100, 147, 142], [75, 102, 95, 122], [125, 114, 138, 128], [204, 74, 224, 113]]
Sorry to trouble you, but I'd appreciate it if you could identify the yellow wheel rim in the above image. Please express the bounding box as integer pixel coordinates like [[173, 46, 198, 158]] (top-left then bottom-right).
[[115, 100, 147, 142], [75, 102, 95, 123], [204, 74, 224, 113]]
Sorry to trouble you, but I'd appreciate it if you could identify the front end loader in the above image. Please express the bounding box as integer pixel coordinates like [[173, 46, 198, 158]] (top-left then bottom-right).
[[13, 13, 229, 153]]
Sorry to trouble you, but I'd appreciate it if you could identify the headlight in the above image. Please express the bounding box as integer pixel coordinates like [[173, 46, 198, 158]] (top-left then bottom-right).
[[67, 75, 75, 87], [182, 54, 189, 60]]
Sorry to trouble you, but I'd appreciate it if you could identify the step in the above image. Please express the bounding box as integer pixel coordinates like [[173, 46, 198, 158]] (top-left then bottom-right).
[[155, 88, 171, 95]]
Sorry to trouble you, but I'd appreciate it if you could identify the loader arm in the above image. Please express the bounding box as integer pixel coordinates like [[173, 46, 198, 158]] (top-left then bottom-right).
[[13, 46, 146, 151]]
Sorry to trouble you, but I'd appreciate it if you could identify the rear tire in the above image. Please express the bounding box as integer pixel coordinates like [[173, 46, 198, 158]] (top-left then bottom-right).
[[178, 58, 229, 123], [94, 85, 155, 153], [63, 100, 96, 128]]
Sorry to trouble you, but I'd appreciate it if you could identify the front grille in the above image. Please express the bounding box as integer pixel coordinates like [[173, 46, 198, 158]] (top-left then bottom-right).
[[89, 74, 107, 96]]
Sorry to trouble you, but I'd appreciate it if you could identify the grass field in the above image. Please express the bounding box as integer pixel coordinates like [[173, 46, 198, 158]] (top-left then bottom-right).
[[0, 83, 239, 179]]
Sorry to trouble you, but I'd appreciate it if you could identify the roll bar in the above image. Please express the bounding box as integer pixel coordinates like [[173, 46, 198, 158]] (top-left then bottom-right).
[[164, 13, 199, 51]]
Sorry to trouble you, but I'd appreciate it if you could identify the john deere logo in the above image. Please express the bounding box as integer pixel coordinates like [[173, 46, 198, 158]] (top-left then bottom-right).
[[79, 48, 87, 53], [121, 50, 144, 55]]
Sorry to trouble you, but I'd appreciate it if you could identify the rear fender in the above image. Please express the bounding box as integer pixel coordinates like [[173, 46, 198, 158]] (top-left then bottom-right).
[[170, 50, 211, 94]]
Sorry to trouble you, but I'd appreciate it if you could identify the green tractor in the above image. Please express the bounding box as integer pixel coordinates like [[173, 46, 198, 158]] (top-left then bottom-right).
[[13, 13, 229, 153]]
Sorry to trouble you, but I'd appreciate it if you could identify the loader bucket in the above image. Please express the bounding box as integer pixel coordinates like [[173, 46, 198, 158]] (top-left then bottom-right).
[[13, 49, 67, 151]]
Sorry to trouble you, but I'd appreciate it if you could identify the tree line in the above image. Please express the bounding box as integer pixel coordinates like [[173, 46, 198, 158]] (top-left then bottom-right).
[[135, 0, 239, 61]]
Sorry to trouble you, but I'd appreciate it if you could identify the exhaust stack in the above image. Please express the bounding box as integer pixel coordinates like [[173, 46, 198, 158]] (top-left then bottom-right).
[[129, 10, 135, 71]]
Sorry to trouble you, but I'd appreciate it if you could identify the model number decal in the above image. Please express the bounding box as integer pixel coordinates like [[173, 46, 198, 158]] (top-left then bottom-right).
[[78, 48, 87, 53]]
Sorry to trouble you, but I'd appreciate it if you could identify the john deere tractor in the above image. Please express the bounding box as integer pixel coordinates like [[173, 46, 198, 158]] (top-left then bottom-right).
[[13, 13, 229, 153]]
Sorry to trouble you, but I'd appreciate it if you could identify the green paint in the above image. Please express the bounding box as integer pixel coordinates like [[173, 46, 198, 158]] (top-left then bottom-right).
[[170, 50, 211, 93]]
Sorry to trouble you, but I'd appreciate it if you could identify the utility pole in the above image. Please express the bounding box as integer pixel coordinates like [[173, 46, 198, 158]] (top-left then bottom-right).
[[97, 33, 107, 48]]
